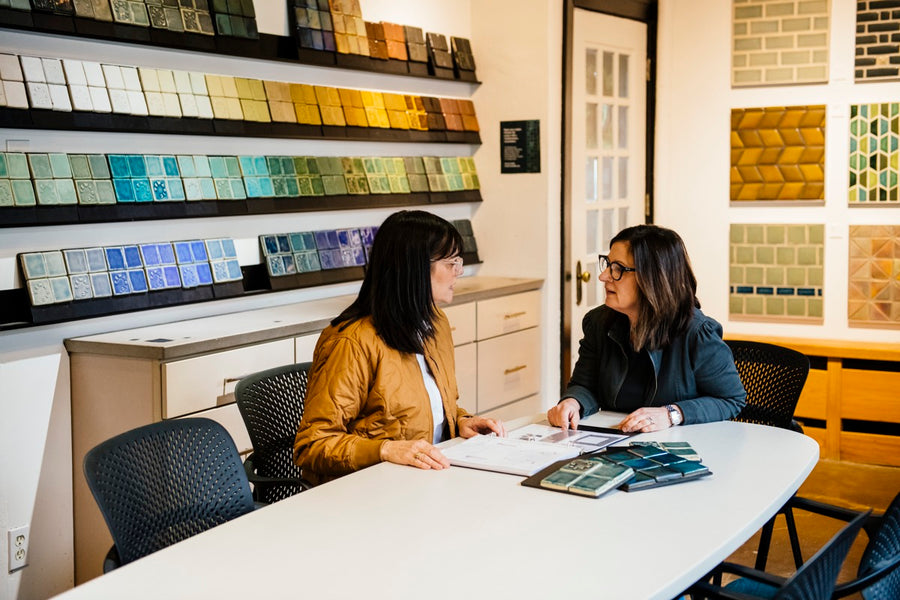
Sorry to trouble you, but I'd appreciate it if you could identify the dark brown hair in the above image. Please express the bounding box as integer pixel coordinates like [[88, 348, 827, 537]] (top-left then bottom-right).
[[610, 224, 699, 351]]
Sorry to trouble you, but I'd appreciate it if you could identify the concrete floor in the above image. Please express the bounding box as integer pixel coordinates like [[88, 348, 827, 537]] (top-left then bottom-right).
[[722, 458, 900, 598]]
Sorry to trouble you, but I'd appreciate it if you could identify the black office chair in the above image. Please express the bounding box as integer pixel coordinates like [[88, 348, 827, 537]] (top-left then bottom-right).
[[781, 490, 900, 598], [727, 340, 810, 570], [83, 418, 256, 572], [235, 362, 313, 503], [688, 508, 870, 600]]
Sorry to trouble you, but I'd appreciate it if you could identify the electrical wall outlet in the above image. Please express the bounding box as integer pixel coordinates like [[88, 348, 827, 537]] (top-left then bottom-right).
[[8, 526, 29, 572]]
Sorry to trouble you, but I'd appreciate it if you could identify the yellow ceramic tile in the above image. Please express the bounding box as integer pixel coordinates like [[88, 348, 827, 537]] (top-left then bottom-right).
[[225, 97, 243, 120], [264, 80, 289, 102], [387, 109, 409, 129], [248, 79, 266, 101], [210, 95, 230, 119], [337, 87, 354, 108], [234, 77, 253, 99], [335, 33, 349, 54], [270, 101, 296, 123], [204, 74, 224, 97], [220, 76, 239, 98]]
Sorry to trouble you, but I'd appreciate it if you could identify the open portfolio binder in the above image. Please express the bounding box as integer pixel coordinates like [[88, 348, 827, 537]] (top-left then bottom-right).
[[441, 423, 632, 477]]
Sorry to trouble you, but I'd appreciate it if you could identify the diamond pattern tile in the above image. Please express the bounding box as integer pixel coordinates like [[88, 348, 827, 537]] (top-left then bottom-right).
[[848, 225, 900, 328]]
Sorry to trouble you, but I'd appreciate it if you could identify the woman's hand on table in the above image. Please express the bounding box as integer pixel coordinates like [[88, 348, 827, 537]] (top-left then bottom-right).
[[380, 439, 450, 470], [547, 398, 581, 430], [458, 416, 506, 439], [618, 407, 671, 433]]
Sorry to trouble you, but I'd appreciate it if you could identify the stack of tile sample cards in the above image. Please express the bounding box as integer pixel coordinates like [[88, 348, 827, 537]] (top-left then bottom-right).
[[604, 442, 710, 491], [426, 32, 453, 71], [450, 37, 476, 74], [539, 456, 635, 498]]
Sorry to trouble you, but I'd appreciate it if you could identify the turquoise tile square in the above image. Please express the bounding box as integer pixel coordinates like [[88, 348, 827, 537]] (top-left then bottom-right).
[[95, 180, 116, 204], [214, 178, 232, 199], [56, 179, 77, 204], [184, 178, 203, 200], [224, 156, 241, 177], [132, 178, 153, 202], [209, 156, 228, 178], [177, 155, 196, 177], [69, 154, 92, 179], [11, 180, 36, 205], [144, 155, 164, 177], [49, 153, 72, 178], [88, 154, 111, 179], [162, 155, 179, 177], [254, 155, 268, 175], [50, 276, 74, 302], [7, 154, 30, 179], [238, 155, 256, 176], [127, 155, 147, 177], [244, 177, 261, 197], [114, 179, 136, 202], [199, 178, 216, 199], [29, 154, 53, 179], [230, 178, 246, 198], [0, 180, 13, 206], [151, 178, 169, 200], [0, 154, 7, 178], [259, 176, 274, 197], [193, 155, 211, 177], [108, 155, 131, 178], [21, 253, 47, 279], [36, 179, 60, 205], [167, 178, 185, 200]]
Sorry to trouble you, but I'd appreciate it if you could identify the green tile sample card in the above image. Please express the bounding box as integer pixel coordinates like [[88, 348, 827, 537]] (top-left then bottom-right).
[[501, 120, 540, 174]]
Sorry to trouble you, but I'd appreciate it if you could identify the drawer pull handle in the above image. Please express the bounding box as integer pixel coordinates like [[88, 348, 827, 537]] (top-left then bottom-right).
[[504, 365, 527, 375], [504, 311, 527, 320]]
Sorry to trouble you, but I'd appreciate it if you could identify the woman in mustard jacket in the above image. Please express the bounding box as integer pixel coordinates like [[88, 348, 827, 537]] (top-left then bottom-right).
[[294, 210, 504, 485]]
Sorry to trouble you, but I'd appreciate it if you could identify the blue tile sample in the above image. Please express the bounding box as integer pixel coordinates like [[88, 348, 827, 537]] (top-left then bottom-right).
[[211, 260, 230, 282], [21, 253, 47, 279], [190, 240, 208, 262], [206, 239, 224, 260], [267, 255, 285, 276], [245, 177, 262, 198], [146, 266, 166, 290], [63, 249, 88, 274], [127, 155, 147, 177], [128, 269, 148, 293], [226, 259, 241, 280], [302, 232, 316, 250], [108, 155, 131, 178], [144, 155, 164, 177], [44, 251, 67, 276], [27, 280, 55, 306], [123, 245, 142, 268], [199, 178, 217, 199], [158, 243, 176, 265], [180, 264, 199, 287], [174, 241, 193, 264], [167, 178, 185, 200], [319, 248, 335, 269], [221, 238, 236, 258], [111, 272, 132, 295], [196, 263, 213, 285], [314, 231, 331, 249], [281, 255, 296, 275], [70, 273, 93, 300], [262, 235, 278, 255], [132, 178, 153, 202], [163, 265, 181, 287], [209, 156, 228, 178], [85, 247, 107, 272], [105, 247, 127, 270], [239, 155, 256, 176], [289, 233, 305, 252], [177, 155, 196, 177], [114, 179, 136, 202], [162, 155, 179, 177], [194, 155, 212, 177], [326, 231, 339, 249], [151, 179, 169, 200], [140, 244, 161, 266], [50, 276, 73, 302], [259, 177, 275, 197], [277, 235, 291, 253], [90, 272, 112, 297]]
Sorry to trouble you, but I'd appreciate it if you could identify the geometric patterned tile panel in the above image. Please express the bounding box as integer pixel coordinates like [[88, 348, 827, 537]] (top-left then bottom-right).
[[731, 105, 826, 201], [730, 223, 824, 322], [849, 103, 900, 204], [855, 1, 900, 82], [848, 225, 900, 328], [733, 0, 830, 87]]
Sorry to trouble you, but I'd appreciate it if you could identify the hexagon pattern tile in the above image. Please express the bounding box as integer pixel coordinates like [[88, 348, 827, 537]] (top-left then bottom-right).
[[849, 103, 900, 204], [730, 223, 824, 322], [848, 225, 900, 328], [733, 0, 830, 87], [731, 105, 826, 201]]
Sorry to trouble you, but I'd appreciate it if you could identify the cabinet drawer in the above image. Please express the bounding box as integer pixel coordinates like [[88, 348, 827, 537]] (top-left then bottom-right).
[[476, 327, 541, 412], [177, 403, 252, 455], [445, 302, 476, 345], [480, 393, 543, 422], [476, 291, 540, 340], [162, 339, 294, 418], [455, 342, 477, 413], [295, 333, 319, 364]]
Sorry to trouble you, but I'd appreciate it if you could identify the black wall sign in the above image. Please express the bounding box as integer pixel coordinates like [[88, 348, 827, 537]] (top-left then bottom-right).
[[500, 120, 540, 174]]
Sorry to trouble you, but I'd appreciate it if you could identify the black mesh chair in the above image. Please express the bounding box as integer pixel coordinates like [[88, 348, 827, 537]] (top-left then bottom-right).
[[235, 362, 313, 503], [688, 508, 870, 600], [83, 418, 256, 572], [727, 340, 811, 570]]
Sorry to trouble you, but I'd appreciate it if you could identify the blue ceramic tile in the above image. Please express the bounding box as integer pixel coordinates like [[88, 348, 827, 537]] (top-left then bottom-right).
[[196, 263, 213, 285], [144, 155, 164, 177], [163, 264, 181, 287], [211, 260, 230, 283], [337, 229, 352, 248], [162, 155, 179, 177], [132, 178, 153, 202], [349, 229, 361, 247], [146, 266, 166, 290], [167, 178, 185, 200], [90, 272, 112, 297], [50, 276, 73, 302], [151, 178, 169, 200], [301, 232, 316, 250], [63, 249, 88, 274], [140, 244, 161, 266], [21, 253, 47, 279], [206, 238, 224, 260], [327, 230, 339, 249], [85, 247, 107, 272], [352, 246, 365, 265], [127, 155, 147, 177], [190, 240, 207, 262], [267, 255, 285, 276], [27, 279, 55, 306], [360, 227, 376, 246], [69, 273, 93, 300], [128, 269, 148, 293], [174, 241, 193, 264], [180, 264, 199, 287], [221, 238, 236, 258], [111, 271, 132, 295], [193, 155, 211, 178], [289, 233, 305, 252], [158, 243, 176, 265], [281, 254, 296, 275], [177, 155, 196, 177], [114, 178, 135, 202], [293, 253, 307, 273], [262, 235, 278, 255], [244, 177, 262, 198], [226, 259, 241, 280], [259, 177, 275, 198], [105, 247, 127, 270], [254, 156, 268, 175], [44, 251, 67, 276], [276, 234, 291, 253], [123, 245, 142, 268], [108, 154, 131, 178], [239, 155, 256, 176], [314, 230, 330, 249], [319, 248, 335, 269], [340, 248, 355, 267]]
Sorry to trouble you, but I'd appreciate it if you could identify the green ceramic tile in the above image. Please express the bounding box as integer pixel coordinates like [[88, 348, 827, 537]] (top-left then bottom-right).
[[56, 179, 77, 204], [767, 225, 785, 244], [95, 180, 116, 204], [76, 179, 98, 204], [209, 157, 228, 178], [35, 179, 60, 204], [7, 154, 29, 179], [0, 180, 13, 206], [49, 153, 72, 178], [88, 154, 111, 179], [69, 154, 92, 179], [214, 178, 232, 199], [765, 297, 784, 315], [745, 297, 763, 315], [28, 154, 53, 179], [309, 176, 324, 195], [0, 156, 7, 179], [224, 156, 241, 177]]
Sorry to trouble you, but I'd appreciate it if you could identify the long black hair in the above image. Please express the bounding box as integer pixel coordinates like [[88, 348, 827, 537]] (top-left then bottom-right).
[[610, 225, 699, 351], [332, 210, 463, 354]]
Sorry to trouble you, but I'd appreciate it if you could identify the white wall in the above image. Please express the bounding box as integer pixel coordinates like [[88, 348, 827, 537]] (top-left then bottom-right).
[[656, 0, 900, 343]]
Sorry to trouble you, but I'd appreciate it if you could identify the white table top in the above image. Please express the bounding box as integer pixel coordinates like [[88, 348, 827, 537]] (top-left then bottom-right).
[[55, 414, 819, 600]]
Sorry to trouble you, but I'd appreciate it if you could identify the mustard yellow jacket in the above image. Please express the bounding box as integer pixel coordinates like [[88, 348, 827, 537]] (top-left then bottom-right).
[[293, 309, 469, 484]]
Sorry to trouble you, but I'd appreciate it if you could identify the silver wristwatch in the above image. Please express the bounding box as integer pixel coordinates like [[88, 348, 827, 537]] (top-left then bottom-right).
[[666, 404, 683, 426]]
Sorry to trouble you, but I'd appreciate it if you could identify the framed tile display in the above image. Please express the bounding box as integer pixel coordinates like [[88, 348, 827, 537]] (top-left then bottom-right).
[[731, 105, 825, 201], [849, 103, 899, 204], [855, 1, 900, 81], [732, 0, 830, 87], [848, 225, 900, 328], [730, 223, 824, 323]]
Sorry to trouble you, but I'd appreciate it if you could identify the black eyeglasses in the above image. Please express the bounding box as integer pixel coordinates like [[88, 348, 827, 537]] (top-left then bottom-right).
[[598, 255, 636, 281]]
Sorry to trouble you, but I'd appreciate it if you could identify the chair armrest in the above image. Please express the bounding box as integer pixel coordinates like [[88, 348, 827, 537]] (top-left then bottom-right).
[[789, 496, 883, 539], [832, 552, 900, 598], [248, 473, 313, 491], [715, 562, 789, 588], [102, 545, 121, 573], [689, 579, 772, 600]]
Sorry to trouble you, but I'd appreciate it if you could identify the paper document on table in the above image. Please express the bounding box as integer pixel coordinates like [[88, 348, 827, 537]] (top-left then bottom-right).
[[507, 424, 630, 453], [442, 435, 580, 476]]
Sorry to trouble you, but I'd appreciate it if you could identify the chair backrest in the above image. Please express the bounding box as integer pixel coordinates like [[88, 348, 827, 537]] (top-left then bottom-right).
[[775, 509, 870, 600], [235, 362, 311, 503], [726, 340, 810, 430], [859, 490, 900, 599], [83, 418, 255, 567]]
